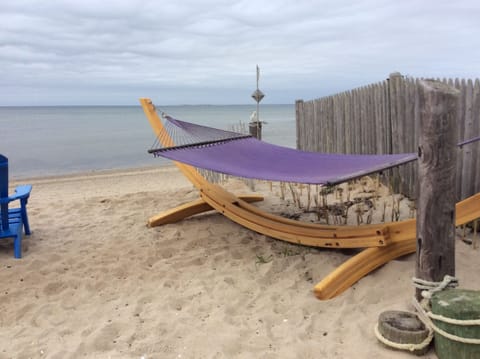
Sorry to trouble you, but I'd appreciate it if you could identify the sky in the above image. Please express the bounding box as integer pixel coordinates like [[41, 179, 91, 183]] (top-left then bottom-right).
[[1, 0, 480, 106]]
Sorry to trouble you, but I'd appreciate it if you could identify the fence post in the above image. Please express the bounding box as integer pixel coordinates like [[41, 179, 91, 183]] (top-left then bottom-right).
[[415, 80, 459, 300], [295, 100, 305, 150]]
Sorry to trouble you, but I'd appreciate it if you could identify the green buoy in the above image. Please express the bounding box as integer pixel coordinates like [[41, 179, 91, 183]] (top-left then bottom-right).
[[431, 289, 480, 359]]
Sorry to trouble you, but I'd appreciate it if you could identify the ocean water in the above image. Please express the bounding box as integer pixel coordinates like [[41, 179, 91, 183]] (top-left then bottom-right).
[[0, 104, 295, 179]]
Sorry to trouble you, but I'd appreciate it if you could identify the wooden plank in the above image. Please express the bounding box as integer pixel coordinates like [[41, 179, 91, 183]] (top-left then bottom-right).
[[332, 95, 337, 152], [404, 78, 414, 197], [366, 86, 371, 153], [372, 84, 378, 153], [295, 100, 304, 149], [361, 86, 367, 153], [415, 80, 459, 300], [319, 98, 325, 152], [334, 94, 343, 153], [461, 79, 475, 198], [389, 73, 402, 193], [353, 89, 361, 153], [384, 79, 392, 154], [358, 87, 365, 153], [324, 97, 330, 152], [453, 78, 463, 199], [305, 100, 314, 151], [314, 98, 321, 152], [366, 85, 372, 153], [470, 79, 480, 194], [345, 91, 352, 154], [384, 80, 391, 153], [474, 79, 480, 194], [373, 83, 380, 153], [199, 190, 390, 248], [317, 98, 323, 152], [396, 75, 408, 193], [389, 73, 401, 155], [408, 78, 417, 198], [456, 193, 480, 225], [302, 100, 309, 151], [380, 80, 389, 154], [412, 78, 421, 199], [199, 184, 388, 236], [314, 235, 417, 299], [330, 95, 336, 152]]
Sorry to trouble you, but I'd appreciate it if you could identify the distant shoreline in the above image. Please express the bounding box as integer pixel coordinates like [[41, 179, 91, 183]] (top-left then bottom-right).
[[2, 105, 295, 180], [10, 163, 176, 184]]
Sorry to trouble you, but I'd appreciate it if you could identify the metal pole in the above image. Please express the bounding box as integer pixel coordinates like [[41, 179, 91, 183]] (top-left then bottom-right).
[[256, 66, 260, 137], [250, 65, 265, 140]]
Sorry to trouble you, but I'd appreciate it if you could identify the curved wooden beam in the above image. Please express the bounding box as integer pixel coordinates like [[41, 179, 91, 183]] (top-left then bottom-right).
[[140, 98, 480, 299], [140, 98, 389, 248], [148, 194, 264, 226], [199, 189, 389, 248], [313, 194, 480, 300]]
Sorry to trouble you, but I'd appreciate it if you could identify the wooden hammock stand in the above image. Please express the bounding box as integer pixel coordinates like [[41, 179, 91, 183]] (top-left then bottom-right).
[[140, 98, 480, 300]]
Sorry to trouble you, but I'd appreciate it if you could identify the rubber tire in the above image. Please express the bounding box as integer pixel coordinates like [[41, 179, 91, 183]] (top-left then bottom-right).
[[378, 310, 431, 355]]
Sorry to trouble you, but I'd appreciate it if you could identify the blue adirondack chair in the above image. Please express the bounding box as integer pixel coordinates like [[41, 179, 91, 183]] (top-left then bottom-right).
[[0, 154, 32, 258]]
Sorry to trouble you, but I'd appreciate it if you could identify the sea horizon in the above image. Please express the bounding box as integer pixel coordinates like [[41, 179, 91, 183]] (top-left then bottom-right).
[[0, 103, 294, 108], [1, 104, 296, 179]]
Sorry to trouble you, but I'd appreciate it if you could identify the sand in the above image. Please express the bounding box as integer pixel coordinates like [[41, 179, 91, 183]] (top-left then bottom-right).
[[1, 165, 479, 358]]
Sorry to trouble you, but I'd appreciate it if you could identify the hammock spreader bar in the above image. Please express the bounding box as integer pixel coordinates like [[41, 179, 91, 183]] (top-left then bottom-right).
[[148, 134, 252, 155]]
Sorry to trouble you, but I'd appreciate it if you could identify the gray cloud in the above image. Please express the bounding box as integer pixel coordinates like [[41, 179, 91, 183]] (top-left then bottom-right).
[[1, 0, 479, 105]]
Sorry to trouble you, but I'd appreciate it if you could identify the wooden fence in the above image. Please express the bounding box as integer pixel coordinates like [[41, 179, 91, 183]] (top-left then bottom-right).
[[296, 73, 480, 200]]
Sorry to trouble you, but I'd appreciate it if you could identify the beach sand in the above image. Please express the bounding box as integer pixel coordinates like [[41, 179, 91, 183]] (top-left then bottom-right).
[[1, 165, 478, 358]]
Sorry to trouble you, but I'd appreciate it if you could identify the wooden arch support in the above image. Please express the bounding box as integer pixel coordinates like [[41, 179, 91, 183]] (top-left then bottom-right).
[[140, 98, 480, 300], [314, 193, 480, 299]]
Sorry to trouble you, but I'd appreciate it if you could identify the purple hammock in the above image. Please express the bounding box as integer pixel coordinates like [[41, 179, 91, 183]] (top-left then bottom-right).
[[149, 116, 418, 186]]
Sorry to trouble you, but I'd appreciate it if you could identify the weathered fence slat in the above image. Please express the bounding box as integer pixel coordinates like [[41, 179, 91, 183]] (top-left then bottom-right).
[[461, 80, 474, 199], [296, 73, 480, 199]]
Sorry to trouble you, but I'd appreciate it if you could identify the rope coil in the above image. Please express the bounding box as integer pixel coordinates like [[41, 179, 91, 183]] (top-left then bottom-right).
[[427, 312, 480, 326], [374, 322, 433, 352], [412, 275, 458, 299]]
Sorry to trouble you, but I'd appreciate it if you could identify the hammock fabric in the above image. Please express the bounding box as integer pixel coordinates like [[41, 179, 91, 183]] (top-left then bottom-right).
[[150, 116, 417, 185]]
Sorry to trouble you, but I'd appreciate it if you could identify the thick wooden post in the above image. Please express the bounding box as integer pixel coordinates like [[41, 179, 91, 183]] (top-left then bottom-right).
[[295, 99, 305, 150], [249, 120, 262, 140], [415, 80, 459, 300]]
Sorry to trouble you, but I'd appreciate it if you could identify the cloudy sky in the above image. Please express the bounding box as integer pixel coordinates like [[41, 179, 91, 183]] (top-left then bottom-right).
[[1, 0, 479, 106]]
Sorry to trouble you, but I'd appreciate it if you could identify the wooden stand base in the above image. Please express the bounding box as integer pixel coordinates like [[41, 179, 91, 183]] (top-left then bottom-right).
[[140, 98, 480, 300]]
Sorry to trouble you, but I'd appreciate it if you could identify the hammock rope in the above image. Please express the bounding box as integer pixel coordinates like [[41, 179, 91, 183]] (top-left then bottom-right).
[[149, 115, 253, 156], [164, 115, 250, 147]]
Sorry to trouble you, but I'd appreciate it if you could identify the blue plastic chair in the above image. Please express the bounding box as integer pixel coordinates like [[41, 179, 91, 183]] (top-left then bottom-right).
[[0, 154, 32, 258]]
